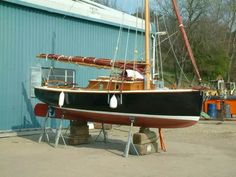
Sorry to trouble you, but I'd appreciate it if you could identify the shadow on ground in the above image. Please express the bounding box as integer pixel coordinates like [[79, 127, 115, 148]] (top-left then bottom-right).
[[17, 128, 129, 157]]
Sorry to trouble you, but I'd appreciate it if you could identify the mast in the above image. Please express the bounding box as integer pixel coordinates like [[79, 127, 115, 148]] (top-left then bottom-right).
[[145, 0, 151, 89], [172, 0, 202, 83]]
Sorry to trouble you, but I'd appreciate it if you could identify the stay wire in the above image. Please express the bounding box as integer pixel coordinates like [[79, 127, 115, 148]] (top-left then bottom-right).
[[108, 1, 128, 92], [162, 15, 191, 84]]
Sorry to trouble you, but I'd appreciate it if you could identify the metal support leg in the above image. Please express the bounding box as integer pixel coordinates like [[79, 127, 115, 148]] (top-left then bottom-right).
[[95, 123, 108, 143], [54, 115, 67, 148], [123, 117, 139, 158], [38, 115, 50, 143]]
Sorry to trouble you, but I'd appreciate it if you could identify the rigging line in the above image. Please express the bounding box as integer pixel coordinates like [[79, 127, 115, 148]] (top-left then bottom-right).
[[128, 28, 179, 65], [110, 17, 123, 74], [162, 15, 191, 84], [124, 27, 131, 65], [154, 10, 164, 83], [133, 0, 145, 70], [117, 27, 132, 83], [162, 32, 180, 63], [130, 30, 178, 67], [114, 26, 131, 92], [152, 13, 159, 80], [160, 31, 179, 44], [119, 1, 146, 70], [177, 52, 188, 87], [111, 0, 129, 65], [131, 30, 179, 62], [46, 67, 53, 83], [162, 0, 172, 17], [120, 27, 131, 92], [108, 1, 127, 93], [172, 0, 201, 83], [45, 1, 76, 68], [133, 7, 139, 71]]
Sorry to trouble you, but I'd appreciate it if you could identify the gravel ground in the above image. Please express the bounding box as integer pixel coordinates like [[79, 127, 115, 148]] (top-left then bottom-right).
[[0, 120, 236, 177]]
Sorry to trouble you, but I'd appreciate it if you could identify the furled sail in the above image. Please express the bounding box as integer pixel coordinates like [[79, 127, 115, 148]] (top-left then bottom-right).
[[37, 54, 146, 73]]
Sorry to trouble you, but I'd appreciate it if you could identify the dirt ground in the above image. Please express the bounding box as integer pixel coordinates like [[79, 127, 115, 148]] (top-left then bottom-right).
[[0, 120, 236, 177]]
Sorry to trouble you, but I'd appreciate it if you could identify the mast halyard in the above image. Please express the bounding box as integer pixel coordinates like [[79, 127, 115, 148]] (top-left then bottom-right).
[[145, 0, 151, 89], [172, 0, 202, 83]]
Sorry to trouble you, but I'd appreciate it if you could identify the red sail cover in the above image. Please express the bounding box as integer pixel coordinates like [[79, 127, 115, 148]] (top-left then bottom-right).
[[37, 54, 146, 73]]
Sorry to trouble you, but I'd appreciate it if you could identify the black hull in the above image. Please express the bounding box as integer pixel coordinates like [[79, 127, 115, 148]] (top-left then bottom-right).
[[34, 87, 203, 128]]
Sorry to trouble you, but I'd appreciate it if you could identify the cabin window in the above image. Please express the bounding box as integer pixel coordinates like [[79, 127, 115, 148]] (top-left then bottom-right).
[[116, 84, 120, 90], [99, 83, 104, 90]]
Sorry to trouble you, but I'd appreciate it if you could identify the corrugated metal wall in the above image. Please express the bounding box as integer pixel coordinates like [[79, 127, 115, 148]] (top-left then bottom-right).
[[0, 1, 145, 131]]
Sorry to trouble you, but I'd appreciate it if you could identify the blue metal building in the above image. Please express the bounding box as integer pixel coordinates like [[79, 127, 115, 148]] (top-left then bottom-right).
[[0, 0, 146, 131]]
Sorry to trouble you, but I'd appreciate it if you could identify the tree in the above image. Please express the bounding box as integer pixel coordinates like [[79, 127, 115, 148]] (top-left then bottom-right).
[[90, 0, 236, 84], [155, 0, 234, 86], [224, 0, 236, 82]]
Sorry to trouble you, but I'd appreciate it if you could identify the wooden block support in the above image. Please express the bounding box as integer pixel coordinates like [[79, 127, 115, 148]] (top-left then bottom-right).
[[133, 131, 157, 145], [70, 120, 87, 127], [94, 123, 112, 130], [131, 128, 158, 155], [68, 120, 91, 145], [70, 126, 89, 136], [130, 142, 158, 155]]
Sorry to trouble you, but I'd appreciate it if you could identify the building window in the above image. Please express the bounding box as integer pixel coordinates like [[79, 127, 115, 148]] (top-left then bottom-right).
[[30, 67, 42, 98], [30, 67, 76, 97]]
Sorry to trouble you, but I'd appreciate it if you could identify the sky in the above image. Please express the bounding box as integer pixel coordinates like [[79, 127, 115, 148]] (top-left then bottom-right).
[[116, 0, 142, 13], [111, 0, 159, 14]]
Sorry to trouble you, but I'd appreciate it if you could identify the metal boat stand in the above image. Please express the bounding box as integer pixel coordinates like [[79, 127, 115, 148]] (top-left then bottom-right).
[[38, 107, 67, 148], [54, 114, 67, 148], [38, 106, 56, 143], [95, 123, 108, 143], [38, 114, 50, 143], [123, 117, 139, 158]]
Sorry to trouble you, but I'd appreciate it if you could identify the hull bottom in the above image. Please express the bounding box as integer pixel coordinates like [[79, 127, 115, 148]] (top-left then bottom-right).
[[34, 104, 198, 128]]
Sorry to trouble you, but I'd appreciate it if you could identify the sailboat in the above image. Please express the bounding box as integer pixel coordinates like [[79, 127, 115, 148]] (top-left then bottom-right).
[[34, 0, 203, 129]]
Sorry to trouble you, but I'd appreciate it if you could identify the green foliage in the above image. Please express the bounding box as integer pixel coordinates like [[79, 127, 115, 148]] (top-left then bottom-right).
[[195, 47, 229, 80], [154, 0, 235, 84], [92, 0, 236, 83]]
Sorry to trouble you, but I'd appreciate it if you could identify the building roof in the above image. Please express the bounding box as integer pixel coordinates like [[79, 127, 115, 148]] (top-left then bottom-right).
[[4, 0, 145, 31]]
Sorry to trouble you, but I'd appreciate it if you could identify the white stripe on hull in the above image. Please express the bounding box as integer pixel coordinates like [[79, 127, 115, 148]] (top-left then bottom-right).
[[58, 107, 200, 122], [35, 86, 199, 94]]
